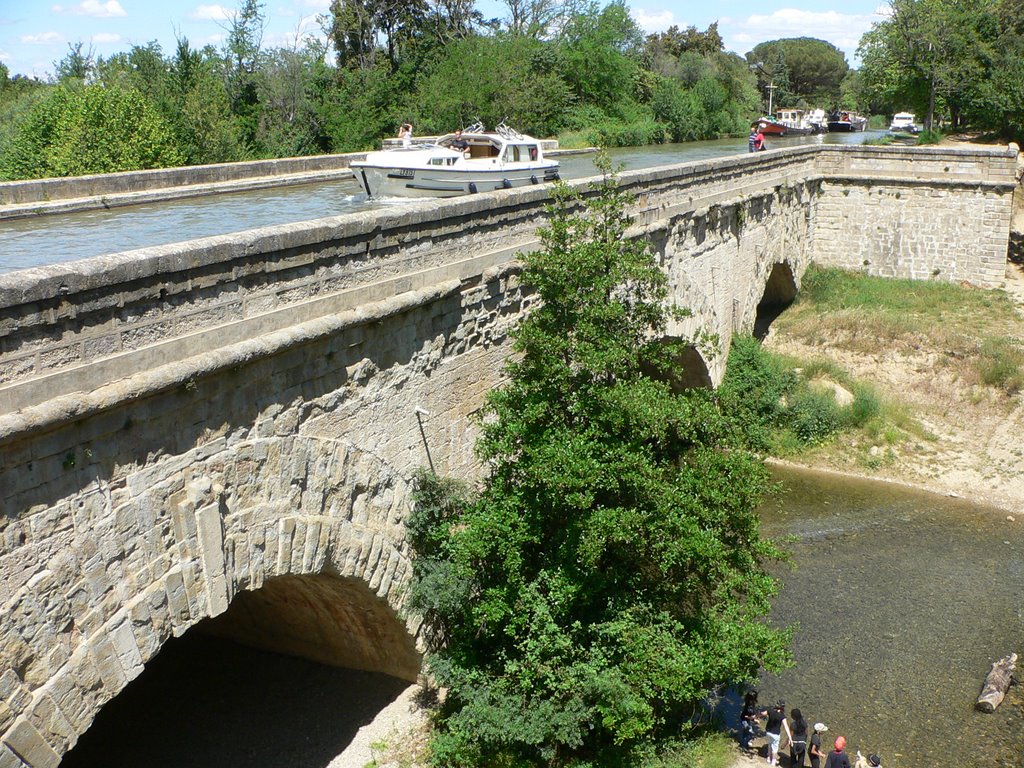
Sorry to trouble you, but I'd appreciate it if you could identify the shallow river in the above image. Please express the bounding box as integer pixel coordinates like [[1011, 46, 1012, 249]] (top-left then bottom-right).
[[754, 465, 1023, 767], [0, 131, 884, 274]]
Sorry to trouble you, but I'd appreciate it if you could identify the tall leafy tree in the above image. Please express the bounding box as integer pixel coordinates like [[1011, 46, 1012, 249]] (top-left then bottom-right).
[[224, 0, 266, 144], [408, 161, 791, 767], [858, 0, 1006, 130], [747, 38, 848, 109], [557, 1, 644, 114]]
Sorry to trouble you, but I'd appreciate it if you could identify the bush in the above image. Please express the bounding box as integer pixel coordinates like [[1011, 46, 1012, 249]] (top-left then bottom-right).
[[1, 82, 183, 179], [846, 385, 882, 427], [788, 388, 843, 443], [719, 336, 798, 450], [916, 128, 943, 145], [977, 337, 1024, 394]]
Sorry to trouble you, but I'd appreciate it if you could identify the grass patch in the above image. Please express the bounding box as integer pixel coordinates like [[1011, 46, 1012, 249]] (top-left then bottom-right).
[[721, 335, 930, 460], [773, 266, 1023, 394], [644, 732, 743, 768], [916, 128, 944, 144], [863, 134, 896, 146]]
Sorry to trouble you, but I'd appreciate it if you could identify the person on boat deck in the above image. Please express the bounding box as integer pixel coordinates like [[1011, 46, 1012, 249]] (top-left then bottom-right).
[[749, 122, 766, 152], [398, 122, 413, 146], [449, 129, 469, 153]]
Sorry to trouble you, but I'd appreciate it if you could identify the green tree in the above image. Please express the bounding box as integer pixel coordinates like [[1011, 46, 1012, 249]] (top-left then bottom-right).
[[411, 33, 572, 137], [408, 161, 791, 767], [747, 38, 848, 109], [0, 82, 183, 180], [858, 0, 1002, 130], [558, 1, 644, 114]]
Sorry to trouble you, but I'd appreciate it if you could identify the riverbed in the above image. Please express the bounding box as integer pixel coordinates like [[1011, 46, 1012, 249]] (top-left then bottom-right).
[[752, 464, 1023, 767]]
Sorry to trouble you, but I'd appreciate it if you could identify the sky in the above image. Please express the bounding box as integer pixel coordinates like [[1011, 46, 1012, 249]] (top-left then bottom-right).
[[0, 0, 890, 80]]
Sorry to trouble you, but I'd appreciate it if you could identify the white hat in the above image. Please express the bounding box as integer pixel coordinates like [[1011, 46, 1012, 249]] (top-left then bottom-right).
[[813, 722, 829, 733]]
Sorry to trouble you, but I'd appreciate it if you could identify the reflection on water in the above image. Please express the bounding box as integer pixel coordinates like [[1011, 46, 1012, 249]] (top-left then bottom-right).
[[756, 465, 1023, 767], [0, 131, 884, 274]]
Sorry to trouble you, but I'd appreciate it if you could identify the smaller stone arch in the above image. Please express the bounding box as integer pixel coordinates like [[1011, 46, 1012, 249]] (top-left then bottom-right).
[[665, 343, 714, 390], [754, 261, 799, 339]]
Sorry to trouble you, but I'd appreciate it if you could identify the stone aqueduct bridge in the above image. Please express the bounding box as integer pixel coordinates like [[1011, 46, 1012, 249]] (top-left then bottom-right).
[[0, 144, 1017, 767]]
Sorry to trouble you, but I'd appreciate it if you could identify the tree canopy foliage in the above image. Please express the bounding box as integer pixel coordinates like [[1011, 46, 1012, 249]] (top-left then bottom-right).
[[407, 161, 792, 767], [0, 0, 765, 180], [857, 0, 1024, 138], [747, 37, 849, 110]]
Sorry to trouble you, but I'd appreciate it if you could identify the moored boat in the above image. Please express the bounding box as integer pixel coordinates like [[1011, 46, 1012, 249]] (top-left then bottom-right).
[[889, 112, 920, 133], [755, 116, 788, 136], [351, 122, 559, 199], [774, 108, 816, 136], [827, 110, 868, 132], [806, 109, 829, 133]]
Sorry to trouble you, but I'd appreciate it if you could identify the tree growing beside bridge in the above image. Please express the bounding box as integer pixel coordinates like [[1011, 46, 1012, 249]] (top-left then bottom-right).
[[408, 159, 792, 767]]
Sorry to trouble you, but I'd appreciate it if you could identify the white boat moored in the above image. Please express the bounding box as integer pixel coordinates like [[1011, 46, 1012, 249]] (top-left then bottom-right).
[[351, 122, 560, 199], [889, 112, 920, 133]]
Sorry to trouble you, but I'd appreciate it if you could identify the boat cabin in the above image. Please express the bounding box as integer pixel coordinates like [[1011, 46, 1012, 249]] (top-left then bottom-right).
[[437, 132, 541, 164]]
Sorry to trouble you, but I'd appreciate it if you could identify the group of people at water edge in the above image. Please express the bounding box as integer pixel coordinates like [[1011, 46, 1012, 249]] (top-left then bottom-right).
[[741, 691, 884, 768]]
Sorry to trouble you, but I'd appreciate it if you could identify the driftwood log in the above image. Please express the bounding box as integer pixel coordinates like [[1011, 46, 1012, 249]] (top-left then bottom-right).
[[975, 653, 1017, 713]]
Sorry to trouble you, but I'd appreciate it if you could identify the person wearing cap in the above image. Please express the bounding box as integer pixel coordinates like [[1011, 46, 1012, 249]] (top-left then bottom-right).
[[825, 735, 852, 768], [809, 723, 828, 768], [764, 700, 792, 766], [854, 752, 883, 768]]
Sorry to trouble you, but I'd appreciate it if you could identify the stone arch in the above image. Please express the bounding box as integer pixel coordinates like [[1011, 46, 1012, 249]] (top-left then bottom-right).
[[668, 344, 713, 390], [753, 261, 799, 339], [0, 438, 421, 768]]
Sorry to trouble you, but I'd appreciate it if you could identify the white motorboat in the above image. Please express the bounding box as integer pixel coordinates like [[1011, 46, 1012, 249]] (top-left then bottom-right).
[[805, 109, 829, 133], [889, 112, 920, 133], [351, 122, 560, 199]]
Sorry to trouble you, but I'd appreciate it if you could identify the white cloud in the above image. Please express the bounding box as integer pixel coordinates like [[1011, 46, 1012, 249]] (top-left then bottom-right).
[[723, 7, 887, 57], [20, 31, 65, 44], [0, 50, 10, 62], [191, 4, 232, 21], [631, 8, 676, 33], [91, 32, 121, 43], [52, 0, 127, 17]]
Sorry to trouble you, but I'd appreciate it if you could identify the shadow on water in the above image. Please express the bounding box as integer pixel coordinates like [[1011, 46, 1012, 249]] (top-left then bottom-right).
[[745, 465, 1024, 768], [59, 634, 411, 768]]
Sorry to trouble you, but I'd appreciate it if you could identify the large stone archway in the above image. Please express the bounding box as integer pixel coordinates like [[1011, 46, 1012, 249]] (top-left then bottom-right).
[[0, 435, 423, 768]]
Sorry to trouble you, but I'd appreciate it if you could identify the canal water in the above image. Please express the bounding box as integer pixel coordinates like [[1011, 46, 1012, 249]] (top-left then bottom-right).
[[0, 131, 884, 274], [755, 465, 1023, 768]]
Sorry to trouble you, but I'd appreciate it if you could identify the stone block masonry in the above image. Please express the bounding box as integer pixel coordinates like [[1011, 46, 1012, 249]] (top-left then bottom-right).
[[0, 144, 1017, 766]]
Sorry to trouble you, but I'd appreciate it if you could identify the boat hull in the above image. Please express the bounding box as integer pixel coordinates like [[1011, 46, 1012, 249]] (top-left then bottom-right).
[[351, 162, 560, 198], [828, 119, 868, 132]]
